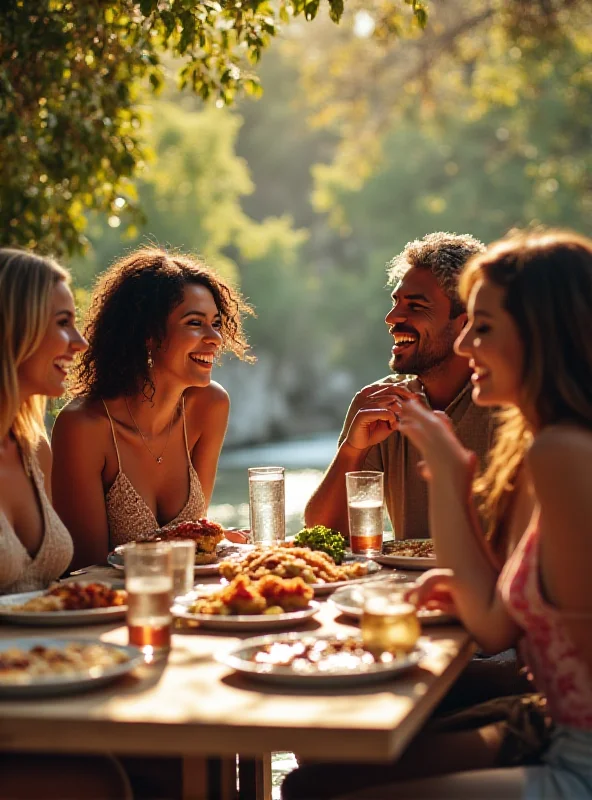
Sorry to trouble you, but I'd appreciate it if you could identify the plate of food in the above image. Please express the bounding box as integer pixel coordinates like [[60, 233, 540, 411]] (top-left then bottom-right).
[[0, 583, 127, 626], [328, 584, 456, 626], [0, 637, 143, 697], [218, 632, 425, 687], [373, 539, 436, 570], [107, 519, 252, 576], [219, 545, 381, 596], [173, 575, 320, 631]]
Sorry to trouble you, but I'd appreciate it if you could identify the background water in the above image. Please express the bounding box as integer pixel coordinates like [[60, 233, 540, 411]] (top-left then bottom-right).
[[209, 433, 339, 535]]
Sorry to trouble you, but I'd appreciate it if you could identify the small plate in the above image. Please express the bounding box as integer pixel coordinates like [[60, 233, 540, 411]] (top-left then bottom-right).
[[218, 632, 425, 687], [0, 590, 127, 626], [0, 637, 143, 697], [173, 600, 321, 631], [329, 585, 456, 625], [373, 540, 437, 570], [309, 558, 382, 595], [107, 540, 252, 575]]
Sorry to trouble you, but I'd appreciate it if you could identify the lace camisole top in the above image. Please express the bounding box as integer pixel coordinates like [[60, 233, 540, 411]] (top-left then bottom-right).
[[103, 398, 206, 548], [0, 449, 73, 594], [500, 523, 592, 729]]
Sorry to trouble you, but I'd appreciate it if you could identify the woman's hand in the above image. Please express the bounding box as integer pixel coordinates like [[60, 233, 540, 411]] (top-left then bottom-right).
[[223, 528, 252, 544], [406, 569, 459, 617], [398, 398, 477, 495]]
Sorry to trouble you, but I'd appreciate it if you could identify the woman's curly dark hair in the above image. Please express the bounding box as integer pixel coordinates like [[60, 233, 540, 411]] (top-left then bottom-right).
[[74, 247, 255, 400]]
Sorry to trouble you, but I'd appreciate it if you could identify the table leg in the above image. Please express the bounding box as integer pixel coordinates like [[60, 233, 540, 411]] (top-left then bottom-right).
[[238, 754, 272, 800], [182, 755, 238, 800]]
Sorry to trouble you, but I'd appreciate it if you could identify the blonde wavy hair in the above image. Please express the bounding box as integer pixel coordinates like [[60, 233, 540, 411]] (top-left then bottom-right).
[[0, 249, 70, 459], [459, 229, 592, 542]]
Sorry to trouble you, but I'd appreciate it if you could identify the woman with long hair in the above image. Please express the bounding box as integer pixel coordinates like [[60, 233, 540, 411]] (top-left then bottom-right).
[[52, 247, 254, 569], [0, 249, 86, 593], [0, 249, 131, 799], [337, 230, 592, 798], [283, 230, 592, 800]]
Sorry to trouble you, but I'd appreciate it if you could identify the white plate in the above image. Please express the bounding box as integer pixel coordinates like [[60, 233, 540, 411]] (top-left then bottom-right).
[[107, 541, 252, 575], [221, 558, 382, 597], [0, 637, 143, 697], [373, 540, 437, 570], [0, 590, 127, 626], [218, 632, 425, 687], [329, 585, 456, 626], [172, 600, 321, 631], [309, 558, 382, 595]]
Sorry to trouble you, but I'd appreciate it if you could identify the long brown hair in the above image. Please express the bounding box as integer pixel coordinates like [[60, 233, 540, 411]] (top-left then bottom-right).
[[0, 249, 70, 457], [74, 247, 255, 401], [459, 229, 592, 537]]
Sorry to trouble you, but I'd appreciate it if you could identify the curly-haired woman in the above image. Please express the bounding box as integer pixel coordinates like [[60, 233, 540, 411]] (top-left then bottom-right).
[[52, 247, 254, 569]]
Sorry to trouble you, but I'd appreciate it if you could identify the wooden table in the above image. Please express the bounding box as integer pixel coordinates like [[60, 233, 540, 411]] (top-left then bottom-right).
[[0, 577, 473, 800]]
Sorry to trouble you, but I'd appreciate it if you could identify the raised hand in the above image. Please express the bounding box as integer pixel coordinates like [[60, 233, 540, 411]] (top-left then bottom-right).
[[345, 383, 421, 450], [398, 398, 477, 494]]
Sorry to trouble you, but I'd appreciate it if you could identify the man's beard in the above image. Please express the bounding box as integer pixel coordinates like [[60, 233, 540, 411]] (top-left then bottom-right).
[[389, 321, 458, 378]]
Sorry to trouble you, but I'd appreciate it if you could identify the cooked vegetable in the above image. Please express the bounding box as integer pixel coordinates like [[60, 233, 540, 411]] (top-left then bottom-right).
[[293, 525, 347, 564]]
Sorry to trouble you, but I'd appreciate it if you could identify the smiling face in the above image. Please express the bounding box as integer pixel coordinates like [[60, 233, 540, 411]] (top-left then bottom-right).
[[17, 280, 88, 399], [455, 279, 524, 408], [385, 267, 466, 377], [151, 282, 223, 389]]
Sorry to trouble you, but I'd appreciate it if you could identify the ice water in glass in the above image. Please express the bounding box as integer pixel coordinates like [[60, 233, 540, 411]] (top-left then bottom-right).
[[248, 466, 285, 545]]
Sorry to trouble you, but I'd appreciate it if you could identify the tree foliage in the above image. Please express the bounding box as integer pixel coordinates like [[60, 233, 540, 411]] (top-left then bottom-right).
[[0, 0, 428, 256], [283, 0, 592, 222]]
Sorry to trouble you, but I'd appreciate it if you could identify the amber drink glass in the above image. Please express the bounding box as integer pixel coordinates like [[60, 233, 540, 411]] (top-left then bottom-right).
[[346, 471, 384, 556], [361, 582, 420, 655], [124, 542, 173, 657]]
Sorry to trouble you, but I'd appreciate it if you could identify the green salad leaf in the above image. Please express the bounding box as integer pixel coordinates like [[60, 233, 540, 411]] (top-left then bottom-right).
[[293, 525, 347, 564]]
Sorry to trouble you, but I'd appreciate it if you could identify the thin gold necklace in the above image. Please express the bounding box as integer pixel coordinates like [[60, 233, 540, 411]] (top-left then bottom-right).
[[125, 397, 177, 464]]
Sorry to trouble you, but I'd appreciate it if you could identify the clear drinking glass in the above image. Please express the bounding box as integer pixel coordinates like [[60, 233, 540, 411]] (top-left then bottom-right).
[[170, 540, 196, 598], [124, 542, 173, 657], [361, 581, 420, 655], [346, 470, 384, 556], [248, 466, 286, 545]]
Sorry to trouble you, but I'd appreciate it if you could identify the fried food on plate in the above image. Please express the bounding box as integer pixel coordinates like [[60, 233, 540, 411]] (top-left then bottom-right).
[[138, 519, 225, 565], [186, 574, 313, 616], [8, 583, 126, 612], [219, 546, 368, 585]]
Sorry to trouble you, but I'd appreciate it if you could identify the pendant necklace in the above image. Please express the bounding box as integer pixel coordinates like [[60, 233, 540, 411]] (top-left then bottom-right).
[[125, 397, 177, 464]]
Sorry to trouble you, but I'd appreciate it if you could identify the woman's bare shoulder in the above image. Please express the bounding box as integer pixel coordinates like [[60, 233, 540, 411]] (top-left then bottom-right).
[[529, 424, 592, 468], [52, 397, 110, 439], [185, 382, 230, 413]]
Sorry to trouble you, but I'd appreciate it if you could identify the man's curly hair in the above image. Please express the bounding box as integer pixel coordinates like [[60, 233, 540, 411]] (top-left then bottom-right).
[[73, 247, 255, 400], [387, 232, 485, 317]]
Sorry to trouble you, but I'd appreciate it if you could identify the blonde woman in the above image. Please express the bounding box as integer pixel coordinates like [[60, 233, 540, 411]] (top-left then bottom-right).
[[0, 249, 87, 593], [0, 248, 131, 799]]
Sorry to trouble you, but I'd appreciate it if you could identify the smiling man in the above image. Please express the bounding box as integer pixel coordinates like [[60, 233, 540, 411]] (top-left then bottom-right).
[[305, 231, 494, 541]]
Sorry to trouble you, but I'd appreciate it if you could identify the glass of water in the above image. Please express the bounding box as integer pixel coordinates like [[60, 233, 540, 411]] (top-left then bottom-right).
[[248, 466, 285, 545], [170, 540, 196, 598], [346, 470, 384, 556]]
